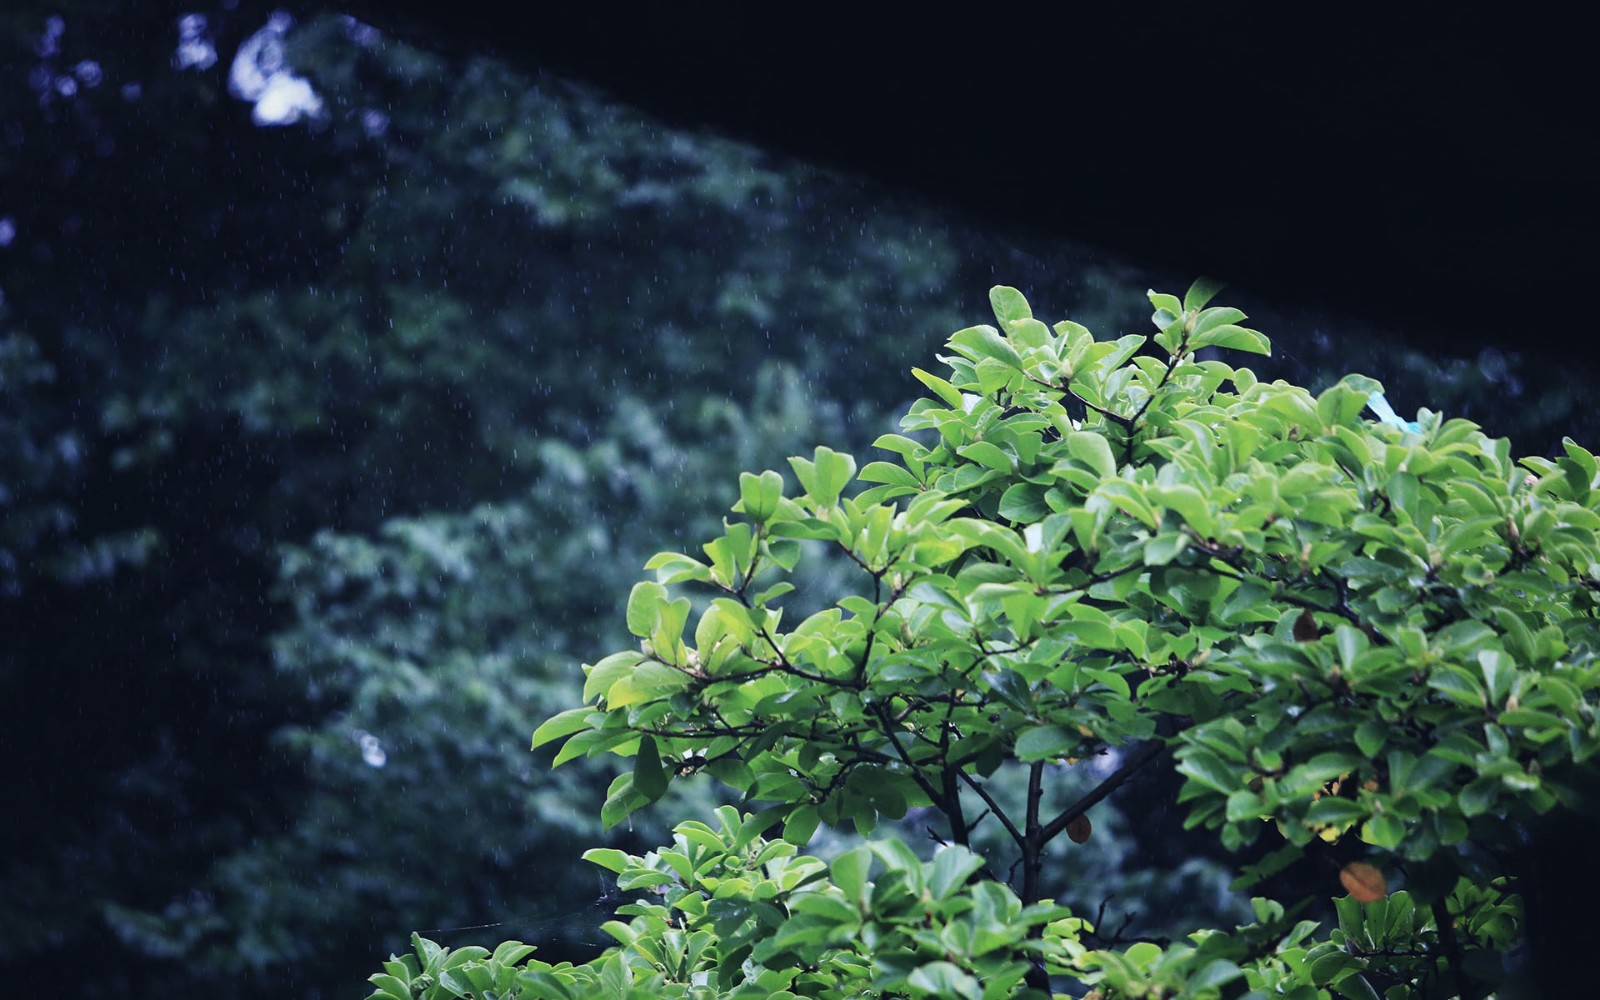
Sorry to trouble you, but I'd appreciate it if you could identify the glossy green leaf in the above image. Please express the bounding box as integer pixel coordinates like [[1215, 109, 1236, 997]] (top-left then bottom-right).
[[633, 735, 668, 799], [949, 324, 1023, 369], [989, 285, 1032, 324], [1193, 323, 1271, 355], [1014, 725, 1075, 761], [583, 650, 645, 703], [912, 366, 966, 408], [998, 481, 1051, 522], [738, 470, 785, 523], [929, 845, 985, 899], [1067, 431, 1117, 479], [531, 706, 595, 750], [830, 846, 872, 908], [790, 446, 857, 507], [907, 962, 981, 999], [1183, 277, 1226, 313]]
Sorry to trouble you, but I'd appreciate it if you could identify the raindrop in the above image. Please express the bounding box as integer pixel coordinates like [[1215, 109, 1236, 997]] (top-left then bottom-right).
[[0, 217, 15, 248]]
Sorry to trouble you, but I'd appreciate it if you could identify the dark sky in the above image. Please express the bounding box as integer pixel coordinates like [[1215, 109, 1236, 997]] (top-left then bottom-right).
[[340, 4, 1592, 365]]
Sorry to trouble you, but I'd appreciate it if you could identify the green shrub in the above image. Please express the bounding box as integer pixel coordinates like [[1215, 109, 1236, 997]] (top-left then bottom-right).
[[371, 282, 1598, 997]]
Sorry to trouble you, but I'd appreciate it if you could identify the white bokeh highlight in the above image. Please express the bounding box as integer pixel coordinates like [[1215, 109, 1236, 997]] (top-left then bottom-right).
[[227, 12, 324, 126]]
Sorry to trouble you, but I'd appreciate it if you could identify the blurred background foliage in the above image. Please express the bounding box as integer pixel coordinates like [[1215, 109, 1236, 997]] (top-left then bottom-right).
[[3, 4, 1595, 997]]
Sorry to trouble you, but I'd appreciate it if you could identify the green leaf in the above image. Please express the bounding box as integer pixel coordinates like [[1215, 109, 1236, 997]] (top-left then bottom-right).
[[1143, 531, 1188, 566], [1067, 431, 1117, 479], [989, 285, 1032, 324], [1150, 483, 1214, 536], [1359, 812, 1407, 849], [1332, 973, 1383, 1000], [1015, 725, 1075, 761], [998, 482, 1051, 522], [976, 356, 1017, 393], [1306, 797, 1369, 825], [1354, 719, 1387, 758], [1007, 316, 1053, 349], [1124, 941, 1163, 968], [1189, 959, 1244, 992], [604, 660, 690, 708], [831, 846, 873, 908], [1095, 480, 1160, 530], [912, 366, 966, 408], [626, 581, 667, 639], [600, 774, 647, 830], [633, 735, 668, 800], [907, 962, 980, 999], [643, 551, 713, 585], [582, 848, 631, 874], [531, 706, 595, 750], [1194, 324, 1271, 356], [1177, 747, 1237, 793], [1308, 950, 1360, 986], [1428, 666, 1486, 709], [1458, 776, 1499, 817], [790, 446, 857, 507], [491, 941, 536, 966], [860, 461, 922, 489], [1497, 708, 1566, 732], [1191, 306, 1247, 338], [959, 440, 1014, 473], [1478, 648, 1514, 706], [783, 805, 820, 846], [437, 967, 485, 996], [367, 974, 412, 1000], [929, 845, 985, 899], [1184, 277, 1226, 312], [1147, 289, 1184, 325], [949, 324, 1023, 369], [583, 650, 645, 703], [738, 470, 785, 523]]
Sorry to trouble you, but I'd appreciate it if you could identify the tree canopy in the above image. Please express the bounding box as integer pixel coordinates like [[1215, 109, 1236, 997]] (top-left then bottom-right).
[[377, 284, 1599, 998]]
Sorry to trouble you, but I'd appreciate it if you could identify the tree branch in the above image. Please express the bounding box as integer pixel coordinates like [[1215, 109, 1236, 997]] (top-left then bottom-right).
[[1039, 737, 1168, 843], [958, 770, 1025, 851]]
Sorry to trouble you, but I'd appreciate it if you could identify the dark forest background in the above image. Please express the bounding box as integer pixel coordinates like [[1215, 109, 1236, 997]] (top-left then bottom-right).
[[2, 4, 1593, 996]]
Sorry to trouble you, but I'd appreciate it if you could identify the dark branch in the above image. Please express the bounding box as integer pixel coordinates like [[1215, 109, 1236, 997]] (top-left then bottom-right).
[[1039, 737, 1168, 843]]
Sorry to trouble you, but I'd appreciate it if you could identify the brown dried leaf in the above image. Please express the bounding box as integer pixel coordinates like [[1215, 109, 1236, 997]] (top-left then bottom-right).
[[1339, 860, 1387, 902], [1067, 814, 1093, 844], [1294, 608, 1320, 642]]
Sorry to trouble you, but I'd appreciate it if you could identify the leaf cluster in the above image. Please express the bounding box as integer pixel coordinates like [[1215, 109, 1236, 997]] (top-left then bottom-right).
[[373, 282, 1600, 996]]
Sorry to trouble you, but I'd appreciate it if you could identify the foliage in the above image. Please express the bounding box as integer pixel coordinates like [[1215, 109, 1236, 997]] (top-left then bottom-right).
[[378, 283, 1598, 997], [6, 5, 1595, 996], [5, 9, 1123, 992], [102, 367, 857, 978]]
